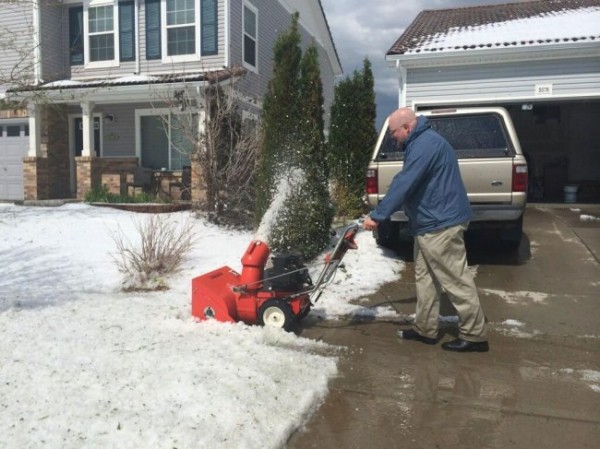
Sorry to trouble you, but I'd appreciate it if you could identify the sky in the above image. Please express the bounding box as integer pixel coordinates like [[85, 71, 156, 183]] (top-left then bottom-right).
[[320, 0, 526, 128]]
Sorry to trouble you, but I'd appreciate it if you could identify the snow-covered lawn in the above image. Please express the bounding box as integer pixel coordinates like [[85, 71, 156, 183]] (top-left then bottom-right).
[[0, 203, 401, 449]]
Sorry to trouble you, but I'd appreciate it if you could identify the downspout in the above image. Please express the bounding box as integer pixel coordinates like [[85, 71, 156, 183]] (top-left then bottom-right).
[[397, 60, 408, 108], [135, 0, 140, 74], [224, 0, 230, 67], [32, 0, 42, 84]]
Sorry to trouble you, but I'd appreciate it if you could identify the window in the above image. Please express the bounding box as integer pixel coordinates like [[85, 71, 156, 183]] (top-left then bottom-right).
[[243, 2, 257, 71], [166, 0, 196, 55], [138, 110, 199, 170], [146, 0, 217, 61], [68, 1, 137, 67], [88, 5, 115, 62], [7, 126, 21, 137], [161, 0, 199, 62]]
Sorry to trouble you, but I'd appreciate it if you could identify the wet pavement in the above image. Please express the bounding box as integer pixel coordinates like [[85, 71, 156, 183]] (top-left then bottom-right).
[[289, 204, 600, 449]]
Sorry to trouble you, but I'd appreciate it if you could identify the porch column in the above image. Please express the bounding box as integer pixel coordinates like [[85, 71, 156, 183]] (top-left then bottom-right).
[[80, 101, 96, 157], [27, 103, 42, 157], [23, 103, 48, 200]]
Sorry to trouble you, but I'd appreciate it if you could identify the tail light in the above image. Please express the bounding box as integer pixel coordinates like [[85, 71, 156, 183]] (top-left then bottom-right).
[[512, 163, 528, 192], [366, 169, 378, 194]]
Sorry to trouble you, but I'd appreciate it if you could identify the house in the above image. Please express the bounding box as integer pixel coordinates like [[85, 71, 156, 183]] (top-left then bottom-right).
[[0, 0, 341, 202], [386, 0, 600, 203]]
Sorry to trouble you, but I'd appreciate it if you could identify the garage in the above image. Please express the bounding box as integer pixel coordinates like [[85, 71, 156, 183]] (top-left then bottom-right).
[[416, 99, 600, 203], [0, 121, 29, 201], [386, 0, 600, 203]]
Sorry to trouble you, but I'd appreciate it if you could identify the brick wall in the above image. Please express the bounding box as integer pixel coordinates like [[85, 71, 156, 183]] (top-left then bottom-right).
[[22, 157, 49, 200], [75, 156, 139, 199]]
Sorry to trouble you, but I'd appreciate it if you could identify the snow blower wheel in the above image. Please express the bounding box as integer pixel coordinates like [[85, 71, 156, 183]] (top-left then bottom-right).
[[258, 299, 294, 331]]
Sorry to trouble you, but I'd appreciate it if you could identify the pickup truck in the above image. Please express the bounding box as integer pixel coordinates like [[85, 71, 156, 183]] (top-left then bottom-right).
[[365, 107, 528, 248]]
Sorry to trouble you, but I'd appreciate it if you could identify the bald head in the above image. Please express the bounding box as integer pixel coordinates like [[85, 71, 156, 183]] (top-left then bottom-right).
[[387, 107, 417, 143]]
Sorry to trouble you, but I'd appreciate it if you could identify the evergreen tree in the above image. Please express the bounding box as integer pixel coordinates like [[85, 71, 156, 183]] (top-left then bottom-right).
[[328, 58, 378, 218], [268, 43, 334, 258], [255, 13, 302, 221], [256, 17, 333, 259]]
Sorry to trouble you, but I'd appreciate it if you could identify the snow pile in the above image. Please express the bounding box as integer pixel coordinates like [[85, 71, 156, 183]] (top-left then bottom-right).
[[0, 203, 401, 448]]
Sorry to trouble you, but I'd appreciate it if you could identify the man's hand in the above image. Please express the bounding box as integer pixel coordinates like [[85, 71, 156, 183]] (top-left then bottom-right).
[[363, 216, 378, 231]]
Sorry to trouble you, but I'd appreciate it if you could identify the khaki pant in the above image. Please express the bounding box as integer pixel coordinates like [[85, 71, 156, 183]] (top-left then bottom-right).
[[413, 223, 487, 342]]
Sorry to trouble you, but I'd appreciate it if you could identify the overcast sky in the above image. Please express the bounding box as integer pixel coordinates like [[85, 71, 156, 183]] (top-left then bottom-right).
[[320, 0, 522, 128]]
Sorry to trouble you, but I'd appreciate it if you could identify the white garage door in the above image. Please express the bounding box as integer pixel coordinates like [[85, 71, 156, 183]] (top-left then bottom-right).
[[0, 122, 29, 201]]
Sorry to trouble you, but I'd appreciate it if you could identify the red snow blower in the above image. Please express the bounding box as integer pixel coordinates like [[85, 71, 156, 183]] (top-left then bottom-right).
[[192, 224, 359, 330]]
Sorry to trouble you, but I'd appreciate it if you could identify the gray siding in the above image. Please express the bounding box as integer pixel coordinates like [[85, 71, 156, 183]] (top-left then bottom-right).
[[406, 58, 600, 107], [230, 0, 336, 129], [0, 2, 35, 94]]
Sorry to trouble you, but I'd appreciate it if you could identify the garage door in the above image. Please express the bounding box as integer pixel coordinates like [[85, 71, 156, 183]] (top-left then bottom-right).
[[0, 123, 29, 201]]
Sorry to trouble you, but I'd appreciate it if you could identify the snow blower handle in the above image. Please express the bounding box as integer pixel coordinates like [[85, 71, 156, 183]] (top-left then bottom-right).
[[310, 223, 360, 304]]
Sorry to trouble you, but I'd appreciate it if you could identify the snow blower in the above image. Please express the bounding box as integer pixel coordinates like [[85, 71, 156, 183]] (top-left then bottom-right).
[[191, 224, 359, 331]]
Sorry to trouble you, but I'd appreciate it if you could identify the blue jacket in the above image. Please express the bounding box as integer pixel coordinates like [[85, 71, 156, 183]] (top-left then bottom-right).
[[371, 115, 472, 235]]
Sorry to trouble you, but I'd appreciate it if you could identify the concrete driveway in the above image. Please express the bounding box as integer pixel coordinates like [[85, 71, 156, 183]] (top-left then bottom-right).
[[289, 204, 600, 449]]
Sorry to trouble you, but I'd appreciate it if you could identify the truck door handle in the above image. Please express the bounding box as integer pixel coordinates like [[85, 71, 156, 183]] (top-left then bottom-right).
[[491, 181, 503, 186]]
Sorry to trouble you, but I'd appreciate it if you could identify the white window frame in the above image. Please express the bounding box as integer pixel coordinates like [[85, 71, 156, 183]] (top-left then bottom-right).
[[83, 0, 120, 68], [242, 1, 258, 73], [135, 108, 204, 170], [161, 0, 201, 64]]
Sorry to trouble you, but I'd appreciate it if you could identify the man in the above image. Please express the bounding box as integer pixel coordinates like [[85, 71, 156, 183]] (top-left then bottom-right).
[[363, 107, 489, 352]]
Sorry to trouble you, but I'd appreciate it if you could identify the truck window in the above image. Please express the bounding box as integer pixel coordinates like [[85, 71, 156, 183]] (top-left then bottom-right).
[[375, 133, 405, 161], [376, 113, 513, 161], [429, 114, 512, 158]]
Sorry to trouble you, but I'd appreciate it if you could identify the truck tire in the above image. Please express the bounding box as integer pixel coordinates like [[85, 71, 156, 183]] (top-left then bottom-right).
[[374, 220, 400, 249], [500, 216, 523, 249]]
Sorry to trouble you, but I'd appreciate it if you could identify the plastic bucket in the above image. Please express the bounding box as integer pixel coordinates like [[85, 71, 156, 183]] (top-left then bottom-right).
[[564, 185, 578, 203]]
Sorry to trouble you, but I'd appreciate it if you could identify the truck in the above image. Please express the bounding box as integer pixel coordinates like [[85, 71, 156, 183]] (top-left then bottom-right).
[[366, 107, 528, 248]]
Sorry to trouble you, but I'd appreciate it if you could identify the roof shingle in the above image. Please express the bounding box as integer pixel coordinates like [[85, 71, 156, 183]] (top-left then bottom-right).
[[387, 0, 600, 56]]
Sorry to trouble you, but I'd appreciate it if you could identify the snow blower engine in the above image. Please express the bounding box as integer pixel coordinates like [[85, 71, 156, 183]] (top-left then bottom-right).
[[191, 224, 359, 330]]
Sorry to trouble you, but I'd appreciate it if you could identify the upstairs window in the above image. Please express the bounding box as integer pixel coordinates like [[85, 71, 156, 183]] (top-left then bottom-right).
[[88, 5, 115, 62], [161, 0, 199, 62], [146, 0, 218, 61], [166, 0, 196, 55], [69, 1, 136, 67], [242, 2, 257, 71]]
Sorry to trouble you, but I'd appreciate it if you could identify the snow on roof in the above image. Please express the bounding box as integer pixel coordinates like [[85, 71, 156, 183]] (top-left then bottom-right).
[[388, 0, 600, 56], [414, 7, 600, 53]]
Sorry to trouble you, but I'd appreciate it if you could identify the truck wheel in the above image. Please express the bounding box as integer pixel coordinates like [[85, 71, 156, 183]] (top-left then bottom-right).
[[258, 299, 294, 331], [374, 220, 400, 249], [500, 216, 523, 249]]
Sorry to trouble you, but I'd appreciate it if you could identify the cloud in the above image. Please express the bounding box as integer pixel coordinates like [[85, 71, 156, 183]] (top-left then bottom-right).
[[320, 0, 510, 126]]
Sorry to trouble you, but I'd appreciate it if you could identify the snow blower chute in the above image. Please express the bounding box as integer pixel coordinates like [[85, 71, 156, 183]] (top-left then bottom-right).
[[191, 224, 359, 330]]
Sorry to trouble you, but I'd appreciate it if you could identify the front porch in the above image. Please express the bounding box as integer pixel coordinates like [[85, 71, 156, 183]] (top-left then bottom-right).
[[15, 72, 240, 203], [21, 99, 205, 202]]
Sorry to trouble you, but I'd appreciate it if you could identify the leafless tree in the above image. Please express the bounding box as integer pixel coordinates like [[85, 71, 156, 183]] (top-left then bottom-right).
[[157, 68, 261, 227]]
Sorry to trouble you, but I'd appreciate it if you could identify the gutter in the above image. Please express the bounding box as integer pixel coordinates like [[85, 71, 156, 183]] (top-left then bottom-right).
[[386, 40, 600, 69], [32, 0, 42, 84]]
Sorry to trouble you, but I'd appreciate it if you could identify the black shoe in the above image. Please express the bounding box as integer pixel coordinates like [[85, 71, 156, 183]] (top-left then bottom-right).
[[397, 329, 437, 345], [441, 338, 489, 353]]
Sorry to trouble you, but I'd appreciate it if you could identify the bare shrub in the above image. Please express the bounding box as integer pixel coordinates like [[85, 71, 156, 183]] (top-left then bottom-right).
[[111, 215, 195, 291]]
